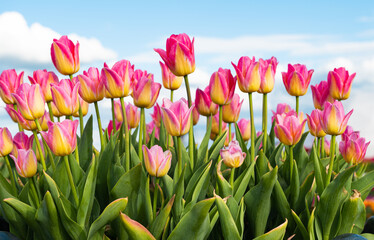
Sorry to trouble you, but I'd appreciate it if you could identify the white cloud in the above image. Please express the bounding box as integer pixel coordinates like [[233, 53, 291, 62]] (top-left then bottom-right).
[[0, 11, 117, 65]]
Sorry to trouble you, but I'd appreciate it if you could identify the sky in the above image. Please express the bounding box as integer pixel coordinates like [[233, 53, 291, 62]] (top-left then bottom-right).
[[1, 1, 374, 156]]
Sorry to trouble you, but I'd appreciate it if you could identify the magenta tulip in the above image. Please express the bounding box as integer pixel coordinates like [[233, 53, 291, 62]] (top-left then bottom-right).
[[0, 69, 24, 104]]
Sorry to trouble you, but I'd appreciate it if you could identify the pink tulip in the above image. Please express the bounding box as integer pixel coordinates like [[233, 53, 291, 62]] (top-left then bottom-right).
[[324, 139, 331, 156], [10, 149, 37, 178], [237, 119, 251, 141], [258, 57, 278, 94], [232, 56, 261, 93], [51, 35, 80, 75], [143, 145, 172, 177], [311, 81, 334, 110], [159, 61, 183, 90], [211, 111, 227, 135], [50, 101, 63, 118], [154, 33, 196, 76], [271, 103, 294, 123], [209, 68, 236, 105], [105, 120, 122, 138], [222, 93, 243, 123], [151, 103, 162, 128], [220, 140, 246, 168], [341, 125, 360, 142], [161, 98, 194, 136], [11, 132, 32, 157], [306, 109, 326, 138], [275, 112, 307, 146], [328, 67, 356, 100], [192, 106, 200, 126], [102, 60, 134, 98], [0, 69, 24, 104], [5, 104, 19, 123], [282, 64, 314, 96], [126, 102, 140, 129], [0, 127, 13, 157], [51, 79, 79, 116], [133, 75, 161, 109], [41, 120, 79, 156], [8, 107, 37, 131], [339, 129, 370, 164], [319, 101, 353, 135], [28, 69, 59, 102], [77, 67, 105, 103], [195, 86, 218, 117]]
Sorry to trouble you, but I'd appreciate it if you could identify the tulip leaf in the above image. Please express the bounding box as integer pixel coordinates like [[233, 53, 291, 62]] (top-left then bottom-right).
[[256, 150, 269, 177], [337, 191, 366, 235], [111, 164, 142, 200], [120, 213, 156, 240], [168, 197, 215, 240], [87, 198, 128, 239], [272, 180, 294, 230], [233, 156, 256, 202], [235, 198, 245, 238], [294, 172, 315, 214], [130, 143, 141, 167], [215, 194, 241, 240], [78, 115, 93, 171], [293, 132, 309, 174], [244, 166, 278, 237], [268, 143, 284, 168], [196, 116, 212, 167], [252, 219, 288, 240], [150, 195, 175, 240], [268, 119, 276, 153], [351, 169, 374, 200], [308, 208, 316, 240], [172, 164, 186, 224], [185, 160, 211, 205], [208, 131, 227, 163], [161, 174, 173, 200], [290, 160, 300, 208], [216, 160, 232, 198], [254, 134, 263, 156], [234, 123, 250, 166], [291, 210, 309, 239], [312, 144, 325, 195]]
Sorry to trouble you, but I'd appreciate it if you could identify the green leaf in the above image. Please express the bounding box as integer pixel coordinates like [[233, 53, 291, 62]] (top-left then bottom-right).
[[215, 195, 241, 240], [168, 197, 215, 240], [290, 159, 300, 208], [110, 164, 142, 200], [308, 208, 316, 240], [120, 213, 156, 240], [78, 115, 93, 171], [196, 116, 212, 167], [234, 123, 250, 166], [216, 160, 232, 198], [254, 133, 263, 156], [244, 167, 278, 237], [361, 234, 374, 240], [312, 144, 325, 195], [351, 170, 374, 200], [272, 180, 294, 230], [291, 210, 309, 239], [3, 198, 39, 233], [293, 132, 309, 176], [150, 195, 175, 240], [268, 143, 284, 168], [294, 172, 315, 214], [256, 150, 269, 177], [235, 198, 245, 238], [87, 198, 128, 239], [208, 131, 227, 162], [172, 164, 186, 224], [233, 157, 256, 202], [185, 161, 212, 206], [252, 219, 288, 240]]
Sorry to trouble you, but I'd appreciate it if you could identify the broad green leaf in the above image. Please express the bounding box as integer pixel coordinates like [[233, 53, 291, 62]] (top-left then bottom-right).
[[233, 157, 256, 202], [120, 213, 156, 240], [290, 160, 300, 208], [254, 134, 263, 156], [172, 164, 186, 224], [361, 234, 374, 240], [268, 143, 284, 168], [253, 219, 288, 240], [185, 161, 211, 206], [110, 164, 142, 200], [235, 198, 245, 238], [294, 172, 315, 214], [78, 115, 93, 171], [215, 195, 241, 240], [272, 180, 294, 230], [291, 210, 309, 239], [308, 208, 316, 240], [256, 150, 269, 177], [185, 161, 211, 202], [161, 174, 173, 200], [337, 191, 366, 235], [216, 160, 232, 198], [150, 195, 175, 240], [293, 132, 309, 174], [351, 170, 374, 200]]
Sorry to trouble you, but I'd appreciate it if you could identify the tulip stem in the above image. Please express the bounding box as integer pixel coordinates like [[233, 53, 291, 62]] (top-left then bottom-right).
[[69, 74, 84, 136], [289, 145, 294, 185], [228, 123, 232, 142], [205, 116, 211, 163], [219, 105, 223, 136], [47, 102, 54, 122], [5, 155, 17, 195], [317, 137, 321, 159], [63, 155, 79, 206], [120, 97, 131, 172], [178, 136, 183, 177], [184, 75, 192, 107], [229, 168, 235, 190], [29, 177, 40, 208], [32, 128, 46, 171], [153, 177, 160, 219], [111, 99, 116, 136], [296, 96, 299, 115], [325, 135, 336, 187], [248, 93, 255, 163], [184, 75, 194, 171], [138, 108, 144, 164], [170, 90, 174, 102], [94, 101, 105, 150], [262, 93, 268, 154], [13, 103, 23, 132], [321, 136, 325, 158]]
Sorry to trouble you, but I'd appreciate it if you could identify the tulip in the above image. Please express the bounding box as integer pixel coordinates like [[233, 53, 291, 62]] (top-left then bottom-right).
[[10, 149, 37, 178], [282, 64, 314, 96], [274, 113, 307, 146], [220, 140, 246, 168], [50, 101, 63, 118], [311, 81, 333, 110], [77, 67, 105, 103], [12, 132, 32, 157], [224, 132, 235, 147], [258, 57, 278, 94], [5, 104, 18, 123], [125, 102, 140, 129], [151, 103, 162, 128], [41, 120, 78, 156], [328, 67, 356, 100], [271, 103, 294, 123], [161, 98, 194, 137], [105, 120, 122, 138], [102, 60, 134, 98], [154, 33, 195, 76], [324, 139, 330, 156], [159, 61, 183, 90], [0, 69, 24, 104], [133, 76, 161, 109], [341, 125, 360, 142], [339, 133, 370, 165], [51, 35, 80, 76], [28, 70, 59, 102], [39, 111, 51, 131], [232, 56, 261, 93], [72, 97, 89, 117], [222, 94, 243, 123], [192, 106, 200, 126], [237, 119, 251, 141], [195, 87, 219, 117], [51, 79, 79, 116], [319, 101, 353, 136], [8, 107, 37, 131], [211, 112, 227, 135], [209, 68, 236, 106], [0, 128, 13, 157], [11, 83, 45, 121], [142, 145, 172, 177], [307, 109, 326, 138]]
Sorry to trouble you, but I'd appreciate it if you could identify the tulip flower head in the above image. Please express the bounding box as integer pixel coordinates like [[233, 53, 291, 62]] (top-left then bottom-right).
[[0, 69, 24, 104], [319, 101, 353, 135], [328, 67, 356, 101], [195, 86, 219, 117], [5, 104, 19, 123], [324, 139, 330, 156], [232, 56, 261, 93], [10, 149, 37, 178], [274, 112, 307, 146], [311, 81, 333, 110], [209, 68, 236, 106], [151, 103, 162, 128], [222, 94, 243, 123], [0, 127, 13, 157], [211, 112, 227, 135], [220, 140, 246, 168], [8, 107, 38, 131], [11, 132, 32, 157], [102, 60, 135, 98], [192, 106, 200, 126], [258, 57, 278, 94], [271, 103, 294, 123], [133, 75, 161, 109], [77, 67, 105, 103], [143, 145, 172, 177], [306, 109, 326, 138], [159, 61, 183, 90], [51, 35, 80, 75], [237, 119, 251, 141], [282, 64, 314, 96], [341, 125, 360, 142], [161, 98, 194, 136], [51, 79, 79, 116], [339, 129, 370, 165], [28, 69, 59, 102], [154, 33, 196, 76], [105, 120, 122, 138], [126, 102, 140, 129]]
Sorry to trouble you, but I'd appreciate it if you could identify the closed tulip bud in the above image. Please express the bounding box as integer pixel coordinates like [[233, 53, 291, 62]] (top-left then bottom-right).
[[143, 145, 172, 177], [11, 83, 45, 121], [5, 104, 18, 122], [307, 109, 326, 138], [222, 94, 243, 123], [271, 103, 294, 123], [275, 113, 307, 146], [232, 56, 261, 93], [126, 102, 140, 129], [320, 101, 353, 135], [328, 67, 356, 101], [10, 149, 37, 178], [151, 103, 162, 128], [209, 68, 236, 105], [51, 79, 79, 116], [220, 140, 246, 168], [51, 36, 80, 75], [133, 76, 161, 109], [159, 61, 183, 90], [341, 126, 360, 142], [0, 69, 24, 104], [211, 112, 227, 135], [154, 33, 196, 76], [339, 130, 370, 165], [258, 57, 278, 94], [0, 128, 13, 157], [161, 98, 194, 136], [195, 87, 219, 117], [237, 119, 251, 141], [28, 70, 59, 102], [77, 67, 105, 103], [41, 120, 78, 156], [102, 60, 135, 98], [282, 64, 314, 96], [311, 81, 334, 110], [192, 106, 200, 126], [72, 97, 89, 117]]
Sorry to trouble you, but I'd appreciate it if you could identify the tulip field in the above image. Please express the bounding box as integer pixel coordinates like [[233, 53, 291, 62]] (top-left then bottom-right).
[[0, 33, 374, 239]]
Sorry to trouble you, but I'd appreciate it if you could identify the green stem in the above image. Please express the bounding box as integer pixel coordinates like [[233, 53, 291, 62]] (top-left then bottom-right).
[[321, 136, 325, 158], [29, 177, 40, 208], [249, 93, 255, 163], [57, 116, 60, 122], [262, 93, 268, 154], [63, 155, 79, 206], [229, 167, 235, 190], [184, 75, 194, 171], [5, 155, 17, 195], [170, 89, 174, 103], [153, 177, 160, 218], [228, 123, 232, 142], [317, 137, 321, 159], [69, 74, 83, 136], [289, 145, 294, 184], [167, 90, 174, 149], [47, 101, 54, 122], [111, 98, 116, 136], [296, 96, 299, 115], [183, 75, 192, 107], [120, 97, 131, 172], [13, 103, 23, 132], [205, 116, 211, 163], [219, 105, 223, 136], [178, 136, 183, 177], [325, 135, 336, 187], [138, 108, 145, 165], [43, 138, 56, 171], [32, 127, 46, 170], [94, 101, 105, 150]]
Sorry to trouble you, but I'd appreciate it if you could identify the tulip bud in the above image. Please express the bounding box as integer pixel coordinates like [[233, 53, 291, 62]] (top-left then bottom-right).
[[150, 103, 162, 128], [209, 68, 236, 105], [143, 145, 172, 177], [311, 81, 333, 110], [159, 61, 183, 90], [51, 36, 80, 75], [271, 103, 294, 123], [328, 67, 356, 101], [0, 69, 24, 104], [0, 128, 13, 157], [192, 106, 200, 126], [10, 149, 37, 178], [281, 64, 314, 96], [211, 112, 227, 135], [319, 101, 353, 135], [51, 79, 79, 116], [275, 112, 307, 146], [102, 60, 134, 98], [126, 102, 140, 129], [146, 121, 160, 143], [258, 57, 278, 94], [237, 119, 251, 141], [222, 94, 243, 123], [307, 109, 326, 138], [28, 69, 59, 102], [133, 75, 161, 109], [77, 67, 105, 103], [220, 140, 246, 168], [195, 87, 218, 117], [339, 130, 370, 165], [161, 98, 194, 136], [232, 56, 261, 93]]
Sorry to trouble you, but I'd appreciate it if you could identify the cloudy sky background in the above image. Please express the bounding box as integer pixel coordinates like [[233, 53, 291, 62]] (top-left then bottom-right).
[[1, 1, 374, 156]]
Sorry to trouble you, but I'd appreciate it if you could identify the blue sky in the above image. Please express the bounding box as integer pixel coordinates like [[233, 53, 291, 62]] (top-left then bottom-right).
[[1, 1, 374, 155]]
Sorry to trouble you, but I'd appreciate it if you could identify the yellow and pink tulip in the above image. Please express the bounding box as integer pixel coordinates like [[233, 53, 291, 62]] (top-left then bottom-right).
[[102, 60, 134, 98], [159, 61, 183, 90], [258, 57, 278, 94], [133, 76, 161, 109], [282, 64, 314, 96], [237, 119, 251, 141], [274, 112, 306, 146], [220, 140, 246, 168], [161, 98, 194, 137], [10, 149, 37, 178], [51, 79, 79, 116], [222, 94, 243, 123], [195, 87, 218, 117], [306, 109, 326, 138], [339, 128, 370, 164], [142, 145, 172, 177], [311, 81, 334, 110], [0, 127, 13, 157], [0, 69, 24, 104], [209, 68, 236, 106], [328, 67, 356, 101], [319, 100, 353, 135], [28, 69, 59, 102], [50, 35, 80, 76], [77, 67, 105, 103], [232, 56, 261, 93]]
